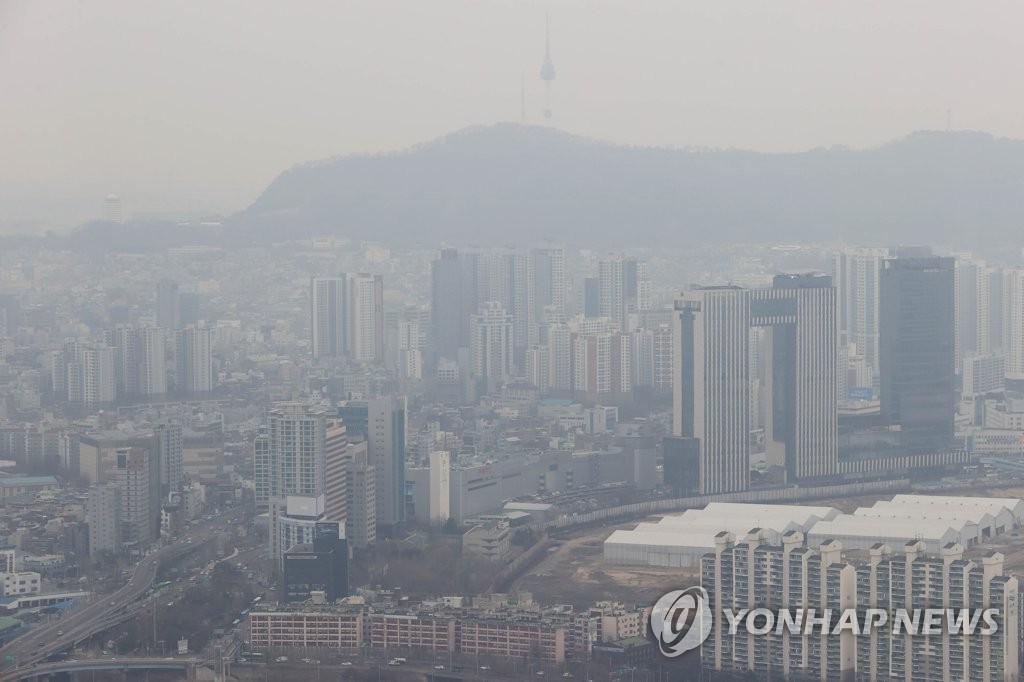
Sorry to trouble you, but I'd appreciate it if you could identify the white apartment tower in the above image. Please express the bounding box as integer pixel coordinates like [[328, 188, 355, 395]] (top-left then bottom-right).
[[833, 246, 889, 387], [347, 273, 384, 363], [174, 326, 213, 393], [470, 301, 514, 392], [136, 326, 167, 396]]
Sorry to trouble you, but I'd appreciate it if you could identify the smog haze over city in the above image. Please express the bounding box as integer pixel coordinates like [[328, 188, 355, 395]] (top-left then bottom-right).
[[3, 2, 1024, 682]]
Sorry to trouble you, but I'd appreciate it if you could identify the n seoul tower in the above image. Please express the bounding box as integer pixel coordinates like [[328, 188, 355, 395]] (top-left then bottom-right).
[[539, 14, 556, 121]]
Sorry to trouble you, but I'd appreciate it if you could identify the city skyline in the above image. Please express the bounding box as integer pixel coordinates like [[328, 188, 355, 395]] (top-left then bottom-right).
[[6, 1, 1024, 229]]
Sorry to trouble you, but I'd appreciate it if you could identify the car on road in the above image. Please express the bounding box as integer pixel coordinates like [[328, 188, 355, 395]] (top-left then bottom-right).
[[434, 664, 446, 670], [341, 661, 352, 666]]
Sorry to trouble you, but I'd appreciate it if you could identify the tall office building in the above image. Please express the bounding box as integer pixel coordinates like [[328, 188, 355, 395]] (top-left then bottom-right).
[[270, 495, 333, 572], [879, 256, 955, 454], [310, 276, 346, 360], [431, 249, 464, 363], [86, 483, 122, 556], [428, 450, 450, 524], [346, 440, 376, 549], [111, 447, 153, 547], [253, 427, 271, 513], [136, 326, 167, 396], [673, 275, 837, 494], [174, 326, 213, 393], [155, 422, 183, 497], [760, 274, 838, 482], [833, 247, 889, 387], [673, 287, 751, 495], [470, 301, 514, 392], [156, 279, 179, 331], [368, 396, 406, 534], [324, 420, 350, 525], [282, 521, 349, 603]]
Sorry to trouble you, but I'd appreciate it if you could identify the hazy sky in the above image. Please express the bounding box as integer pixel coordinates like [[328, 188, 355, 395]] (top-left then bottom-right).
[[2, 0, 1022, 230]]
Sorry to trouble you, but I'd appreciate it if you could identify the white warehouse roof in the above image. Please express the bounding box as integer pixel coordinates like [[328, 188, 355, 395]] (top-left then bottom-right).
[[806, 515, 972, 553], [888, 494, 1024, 523]]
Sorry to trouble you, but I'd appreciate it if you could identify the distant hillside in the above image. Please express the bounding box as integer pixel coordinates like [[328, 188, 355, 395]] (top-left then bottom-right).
[[231, 124, 1024, 249]]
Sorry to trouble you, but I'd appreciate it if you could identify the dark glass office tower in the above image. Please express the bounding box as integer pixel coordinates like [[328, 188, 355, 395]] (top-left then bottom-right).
[[879, 256, 956, 454]]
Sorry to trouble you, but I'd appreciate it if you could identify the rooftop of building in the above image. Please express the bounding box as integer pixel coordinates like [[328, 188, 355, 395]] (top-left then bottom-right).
[[0, 476, 58, 487]]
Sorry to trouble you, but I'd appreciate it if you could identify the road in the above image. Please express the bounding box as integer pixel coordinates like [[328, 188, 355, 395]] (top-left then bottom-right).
[[0, 506, 245, 675], [2, 657, 198, 682]]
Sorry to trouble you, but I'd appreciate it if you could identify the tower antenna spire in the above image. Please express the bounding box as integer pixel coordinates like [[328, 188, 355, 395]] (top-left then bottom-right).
[[539, 12, 556, 122]]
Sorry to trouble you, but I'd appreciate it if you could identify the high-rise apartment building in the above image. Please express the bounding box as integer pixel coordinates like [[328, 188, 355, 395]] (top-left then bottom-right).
[[833, 247, 889, 388], [136, 326, 167, 396], [155, 422, 183, 497], [174, 326, 213, 393], [703, 530, 856, 681], [269, 402, 329, 499], [1003, 268, 1024, 382], [597, 256, 649, 331], [56, 341, 116, 407], [531, 247, 566, 327], [703, 531, 1020, 682], [470, 301, 514, 392], [955, 255, 992, 373], [879, 256, 955, 454], [310, 273, 384, 363], [310, 276, 346, 360], [346, 273, 384, 363], [107, 325, 138, 396]]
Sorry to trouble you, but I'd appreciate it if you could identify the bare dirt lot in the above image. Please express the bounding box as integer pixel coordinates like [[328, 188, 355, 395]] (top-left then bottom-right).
[[513, 525, 696, 609]]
